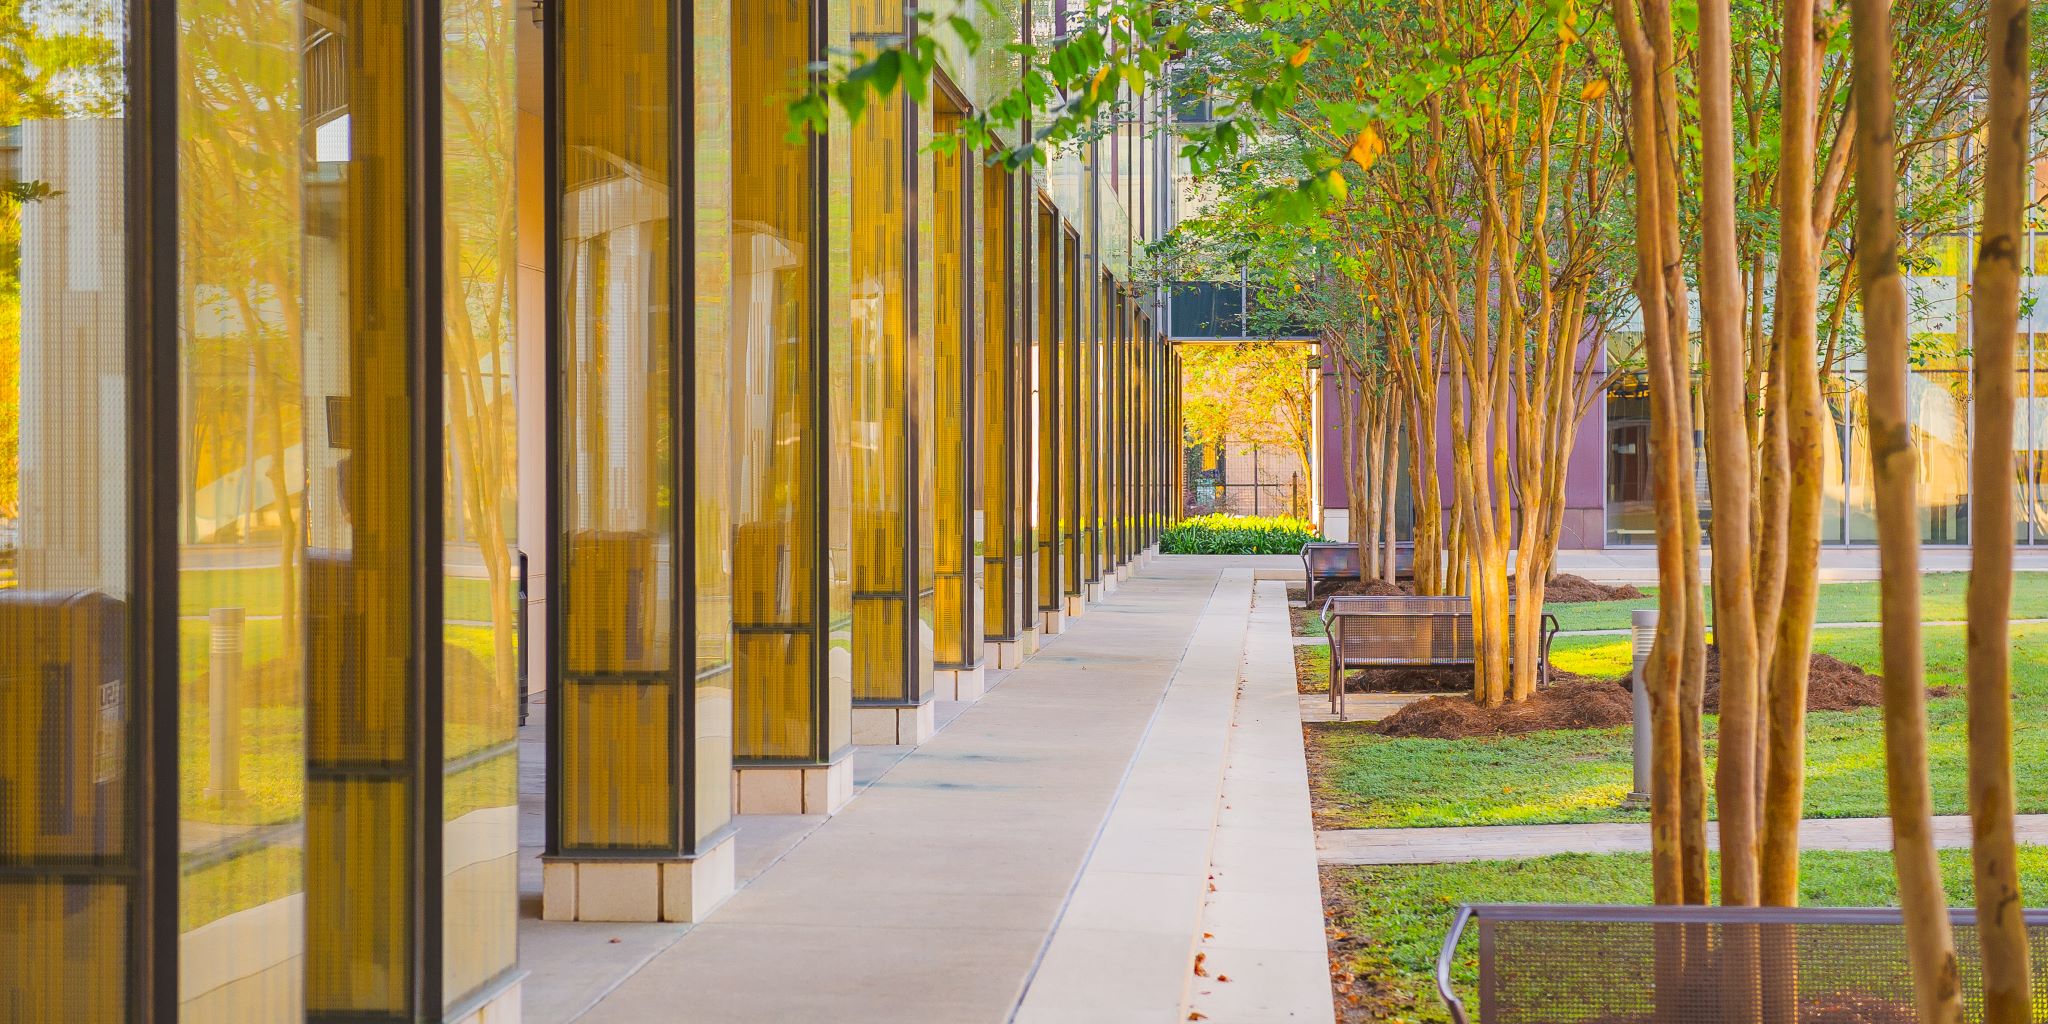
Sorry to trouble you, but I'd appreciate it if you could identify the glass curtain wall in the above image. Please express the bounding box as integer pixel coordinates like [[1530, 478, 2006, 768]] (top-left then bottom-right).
[[732, 0, 848, 764], [1, 2, 156, 1017], [551, 0, 733, 899], [933, 93, 980, 670], [980, 165, 1024, 642], [1096, 273, 1114, 577], [441, 0, 522, 1005], [554, 0, 677, 858], [1034, 203, 1062, 617], [1060, 230, 1083, 598], [849, 0, 922, 709]]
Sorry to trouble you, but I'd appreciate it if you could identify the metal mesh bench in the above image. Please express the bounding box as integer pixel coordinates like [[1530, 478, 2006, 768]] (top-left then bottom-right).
[[1319, 595, 1559, 719], [1436, 903, 2048, 1023], [1300, 542, 1362, 604], [1300, 542, 1416, 604]]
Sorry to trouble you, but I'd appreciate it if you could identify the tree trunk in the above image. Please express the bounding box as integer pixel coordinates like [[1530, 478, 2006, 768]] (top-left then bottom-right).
[[1968, 0, 2034, 1015], [1615, 0, 1685, 909], [1382, 409, 1399, 585], [1761, 0, 1825, 910], [1853, 0, 1964, 1015], [1698, 0, 1761, 914]]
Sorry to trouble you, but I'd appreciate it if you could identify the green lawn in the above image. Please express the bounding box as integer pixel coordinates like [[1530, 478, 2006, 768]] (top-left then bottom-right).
[[1309, 622, 2048, 829], [1543, 571, 2048, 632], [180, 565, 502, 622], [1328, 846, 2048, 1024]]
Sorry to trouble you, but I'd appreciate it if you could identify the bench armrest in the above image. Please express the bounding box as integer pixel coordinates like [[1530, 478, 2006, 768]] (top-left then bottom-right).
[[1437, 904, 1474, 1024]]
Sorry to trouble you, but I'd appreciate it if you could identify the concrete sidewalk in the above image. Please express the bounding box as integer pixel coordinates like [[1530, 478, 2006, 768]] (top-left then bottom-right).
[[525, 556, 1334, 1024], [1318, 813, 2048, 866]]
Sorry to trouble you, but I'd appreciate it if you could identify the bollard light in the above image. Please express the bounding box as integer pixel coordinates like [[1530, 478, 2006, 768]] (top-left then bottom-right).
[[1628, 608, 1657, 806], [207, 606, 246, 803]]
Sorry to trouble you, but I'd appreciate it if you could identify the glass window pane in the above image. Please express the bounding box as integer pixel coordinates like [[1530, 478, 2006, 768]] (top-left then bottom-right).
[[176, 0, 308, 1016], [1, 6, 135, 1016], [441, 0, 520, 1002]]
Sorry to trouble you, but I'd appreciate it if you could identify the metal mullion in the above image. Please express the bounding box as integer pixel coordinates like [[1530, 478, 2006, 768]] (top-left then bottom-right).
[[808, 0, 832, 764], [670, 0, 694, 853], [408, 0, 449, 1006], [131, 0, 181, 1009], [541, 0, 566, 862]]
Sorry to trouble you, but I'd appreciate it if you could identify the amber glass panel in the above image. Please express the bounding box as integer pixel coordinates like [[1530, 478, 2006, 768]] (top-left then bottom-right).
[[734, 0, 832, 761], [850, 0, 912, 703], [560, 681, 673, 846], [1034, 207, 1061, 611], [826, 0, 854, 754], [1061, 232, 1082, 593], [1, 6, 136, 1016], [979, 166, 1021, 640], [933, 104, 979, 668], [692, 0, 736, 844], [1080, 272, 1101, 583], [169, 0, 309, 1016], [300, 0, 421, 1012], [558, 0, 678, 850], [442, 0, 520, 1002], [912, 103, 938, 685]]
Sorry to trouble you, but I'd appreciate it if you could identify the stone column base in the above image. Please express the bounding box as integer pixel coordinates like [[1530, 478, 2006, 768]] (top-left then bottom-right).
[[450, 977, 522, 1024], [541, 833, 736, 923], [1115, 563, 1131, 583], [1064, 594, 1085, 618], [1101, 575, 1119, 597], [1019, 627, 1041, 656], [989, 639, 1026, 671], [852, 701, 936, 745], [1041, 608, 1066, 635], [733, 756, 854, 816], [938, 662, 987, 700], [1085, 580, 1104, 602]]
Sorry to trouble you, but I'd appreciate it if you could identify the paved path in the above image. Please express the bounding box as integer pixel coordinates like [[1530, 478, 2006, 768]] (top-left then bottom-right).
[[554, 557, 1331, 1024], [1318, 813, 2048, 866]]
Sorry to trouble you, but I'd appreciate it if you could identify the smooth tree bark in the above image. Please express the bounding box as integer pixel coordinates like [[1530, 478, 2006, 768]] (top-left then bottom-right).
[[1615, 0, 1688, 909], [1968, 0, 2034, 1015], [1760, 0, 1827, 909], [1853, 0, 1964, 1016], [1697, 0, 1761, 911]]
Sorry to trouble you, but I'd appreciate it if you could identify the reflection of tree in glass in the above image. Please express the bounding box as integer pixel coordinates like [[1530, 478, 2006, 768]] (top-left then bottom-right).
[[2, 1, 123, 529], [442, 0, 519, 743]]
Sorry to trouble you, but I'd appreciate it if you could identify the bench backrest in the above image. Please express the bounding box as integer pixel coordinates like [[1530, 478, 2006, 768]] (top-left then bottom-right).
[[1439, 903, 2048, 1024], [1300, 542, 1363, 577], [1322, 596, 1480, 666]]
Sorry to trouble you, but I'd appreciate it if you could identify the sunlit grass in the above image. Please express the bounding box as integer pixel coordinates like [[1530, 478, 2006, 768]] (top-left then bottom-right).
[[1544, 571, 2048, 632], [1309, 622, 2048, 829], [1327, 846, 2048, 1024]]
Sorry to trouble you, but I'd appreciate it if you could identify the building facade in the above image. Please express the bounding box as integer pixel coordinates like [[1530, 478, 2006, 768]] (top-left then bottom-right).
[[0, 0, 1182, 1020]]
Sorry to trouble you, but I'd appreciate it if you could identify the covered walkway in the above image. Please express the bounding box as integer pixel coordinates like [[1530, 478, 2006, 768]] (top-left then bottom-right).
[[516, 558, 1334, 1023]]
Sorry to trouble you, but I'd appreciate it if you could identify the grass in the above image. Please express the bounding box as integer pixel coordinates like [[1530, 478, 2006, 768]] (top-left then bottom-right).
[[180, 565, 502, 622], [1543, 571, 2048, 632], [1326, 846, 2048, 1024], [1307, 621, 2048, 829]]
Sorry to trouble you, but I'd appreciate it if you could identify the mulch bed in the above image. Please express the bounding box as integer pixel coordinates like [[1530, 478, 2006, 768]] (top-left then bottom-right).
[[1374, 672, 1633, 739], [1317, 578, 1414, 598], [1368, 651, 1927, 740], [1544, 572, 1645, 603]]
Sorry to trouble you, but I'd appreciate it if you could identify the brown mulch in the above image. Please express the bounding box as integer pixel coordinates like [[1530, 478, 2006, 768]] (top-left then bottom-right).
[[1319, 578, 1414, 598], [1344, 665, 1475, 694], [1373, 672, 1634, 739], [1369, 649, 1939, 740], [1690, 646, 1945, 713], [1544, 572, 1645, 603]]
